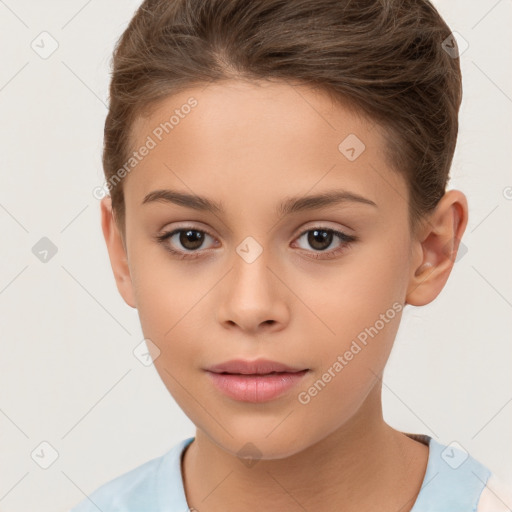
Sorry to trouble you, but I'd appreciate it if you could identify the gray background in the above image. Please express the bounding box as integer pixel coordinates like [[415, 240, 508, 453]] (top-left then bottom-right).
[[0, 1, 511, 511]]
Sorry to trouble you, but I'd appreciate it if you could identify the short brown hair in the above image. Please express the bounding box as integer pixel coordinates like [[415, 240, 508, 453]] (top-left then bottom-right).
[[103, 0, 462, 239]]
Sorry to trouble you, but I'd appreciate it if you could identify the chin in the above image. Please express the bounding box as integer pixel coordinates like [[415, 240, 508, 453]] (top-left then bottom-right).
[[207, 424, 316, 462]]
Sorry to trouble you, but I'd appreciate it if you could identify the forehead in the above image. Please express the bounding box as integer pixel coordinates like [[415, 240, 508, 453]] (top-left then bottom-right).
[[124, 79, 406, 217]]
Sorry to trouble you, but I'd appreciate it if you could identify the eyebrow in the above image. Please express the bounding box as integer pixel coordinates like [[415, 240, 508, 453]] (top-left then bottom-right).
[[142, 188, 377, 216]]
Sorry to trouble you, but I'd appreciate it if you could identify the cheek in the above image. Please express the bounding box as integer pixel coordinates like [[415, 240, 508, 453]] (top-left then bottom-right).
[[128, 256, 213, 395], [127, 234, 202, 337], [301, 234, 409, 370]]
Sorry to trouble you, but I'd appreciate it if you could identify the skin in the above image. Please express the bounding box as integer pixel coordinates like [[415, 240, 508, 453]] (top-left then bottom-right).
[[101, 79, 468, 511]]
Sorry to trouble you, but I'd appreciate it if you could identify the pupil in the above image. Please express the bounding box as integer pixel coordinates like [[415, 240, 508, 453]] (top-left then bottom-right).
[[180, 230, 204, 250], [308, 230, 332, 251]]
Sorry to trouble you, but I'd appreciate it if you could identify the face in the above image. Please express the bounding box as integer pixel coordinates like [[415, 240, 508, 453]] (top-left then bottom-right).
[[107, 79, 420, 458]]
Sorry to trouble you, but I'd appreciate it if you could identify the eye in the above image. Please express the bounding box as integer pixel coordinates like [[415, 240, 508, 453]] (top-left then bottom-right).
[[292, 227, 357, 259], [154, 227, 217, 259], [154, 225, 357, 260]]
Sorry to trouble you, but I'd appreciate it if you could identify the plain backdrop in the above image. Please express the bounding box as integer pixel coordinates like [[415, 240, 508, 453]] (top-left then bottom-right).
[[0, 1, 511, 511]]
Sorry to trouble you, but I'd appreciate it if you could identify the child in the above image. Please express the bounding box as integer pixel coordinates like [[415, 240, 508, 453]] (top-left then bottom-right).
[[70, 0, 512, 510]]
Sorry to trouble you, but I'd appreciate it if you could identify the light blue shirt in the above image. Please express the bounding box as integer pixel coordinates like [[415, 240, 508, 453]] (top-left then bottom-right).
[[69, 433, 491, 511]]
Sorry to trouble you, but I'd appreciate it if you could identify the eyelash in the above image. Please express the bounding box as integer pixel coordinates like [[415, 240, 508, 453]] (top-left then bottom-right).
[[154, 226, 357, 260]]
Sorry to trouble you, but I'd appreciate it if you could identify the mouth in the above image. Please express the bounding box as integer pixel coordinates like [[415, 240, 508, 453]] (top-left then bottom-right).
[[204, 359, 310, 402]]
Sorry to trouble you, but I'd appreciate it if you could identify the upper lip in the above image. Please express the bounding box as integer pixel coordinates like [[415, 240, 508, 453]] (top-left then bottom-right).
[[205, 358, 308, 375]]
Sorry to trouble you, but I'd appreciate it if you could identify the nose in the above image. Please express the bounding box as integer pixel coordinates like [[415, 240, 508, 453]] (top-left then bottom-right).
[[216, 245, 290, 335]]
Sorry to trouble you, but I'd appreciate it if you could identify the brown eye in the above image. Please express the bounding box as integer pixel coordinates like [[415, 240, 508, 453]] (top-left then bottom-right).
[[155, 227, 216, 257], [293, 227, 357, 260], [177, 229, 205, 250], [307, 229, 334, 251]]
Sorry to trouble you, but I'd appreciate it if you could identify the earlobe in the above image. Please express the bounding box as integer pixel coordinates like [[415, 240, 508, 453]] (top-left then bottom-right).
[[405, 190, 468, 306], [100, 196, 137, 309]]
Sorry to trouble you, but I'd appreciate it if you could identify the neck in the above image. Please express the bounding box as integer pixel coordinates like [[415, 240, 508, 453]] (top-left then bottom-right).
[[181, 385, 428, 512]]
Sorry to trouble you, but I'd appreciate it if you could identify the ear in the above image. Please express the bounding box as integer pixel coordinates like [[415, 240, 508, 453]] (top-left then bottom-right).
[[100, 196, 137, 309], [405, 189, 469, 306]]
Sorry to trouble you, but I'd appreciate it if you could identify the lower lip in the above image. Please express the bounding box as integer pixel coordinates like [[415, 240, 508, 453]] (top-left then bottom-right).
[[205, 370, 309, 403]]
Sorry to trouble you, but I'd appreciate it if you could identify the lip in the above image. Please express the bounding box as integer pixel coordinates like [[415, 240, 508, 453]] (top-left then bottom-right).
[[206, 358, 307, 375], [204, 358, 309, 403]]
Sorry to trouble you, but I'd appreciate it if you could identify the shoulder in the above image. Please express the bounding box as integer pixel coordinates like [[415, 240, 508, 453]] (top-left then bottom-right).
[[476, 474, 512, 512], [68, 437, 194, 512], [68, 453, 167, 512], [405, 433, 507, 512]]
